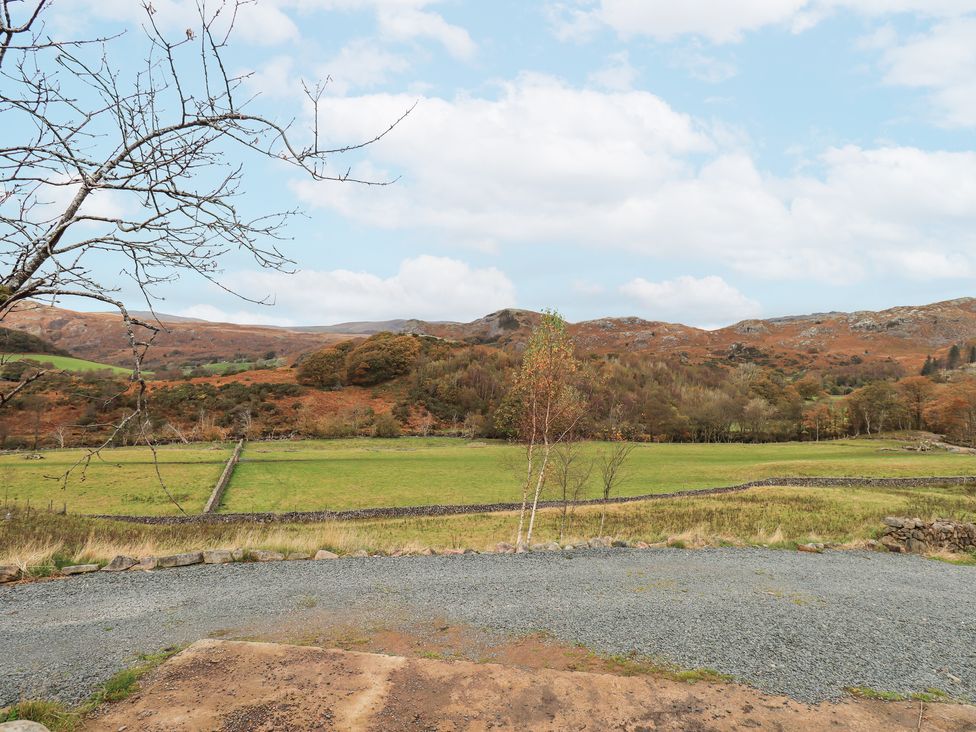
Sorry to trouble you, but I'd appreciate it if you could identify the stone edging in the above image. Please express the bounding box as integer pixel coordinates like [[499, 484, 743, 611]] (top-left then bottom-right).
[[90, 475, 976, 526], [203, 438, 245, 514]]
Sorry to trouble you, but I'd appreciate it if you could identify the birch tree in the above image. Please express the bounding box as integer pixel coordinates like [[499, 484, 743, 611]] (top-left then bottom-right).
[[512, 310, 583, 547]]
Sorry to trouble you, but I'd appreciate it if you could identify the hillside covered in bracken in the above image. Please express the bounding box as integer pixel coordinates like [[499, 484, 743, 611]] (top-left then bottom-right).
[[4, 298, 976, 450]]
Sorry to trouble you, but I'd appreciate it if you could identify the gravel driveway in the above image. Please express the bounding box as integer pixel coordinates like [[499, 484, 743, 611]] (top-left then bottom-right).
[[2, 548, 974, 705]]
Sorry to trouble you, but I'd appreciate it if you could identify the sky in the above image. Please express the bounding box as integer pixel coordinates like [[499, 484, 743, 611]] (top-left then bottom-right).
[[46, 0, 976, 328]]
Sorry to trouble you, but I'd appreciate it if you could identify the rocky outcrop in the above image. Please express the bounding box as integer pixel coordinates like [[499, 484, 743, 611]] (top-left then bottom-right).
[[880, 517, 976, 554]]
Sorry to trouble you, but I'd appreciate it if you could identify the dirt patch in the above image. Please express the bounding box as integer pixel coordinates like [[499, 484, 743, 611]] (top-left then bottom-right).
[[82, 639, 976, 731]]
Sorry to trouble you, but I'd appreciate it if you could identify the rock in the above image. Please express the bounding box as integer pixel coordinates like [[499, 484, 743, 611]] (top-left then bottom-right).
[[0, 565, 19, 583], [529, 543, 546, 552], [588, 538, 604, 549], [251, 550, 285, 562], [61, 564, 100, 576], [882, 517, 904, 528], [634, 541, 650, 549], [611, 539, 630, 548], [131, 556, 158, 571], [286, 552, 311, 561], [417, 548, 433, 556], [157, 552, 204, 568], [562, 544, 575, 551], [545, 542, 562, 551], [0, 721, 52, 731], [880, 537, 904, 553], [231, 548, 245, 561], [797, 543, 823, 554], [494, 542, 514, 553], [203, 550, 234, 564], [101, 555, 138, 572], [864, 540, 879, 550], [313, 550, 339, 560]]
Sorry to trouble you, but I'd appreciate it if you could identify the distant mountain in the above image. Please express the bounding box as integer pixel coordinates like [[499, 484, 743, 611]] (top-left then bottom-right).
[[4, 298, 976, 373]]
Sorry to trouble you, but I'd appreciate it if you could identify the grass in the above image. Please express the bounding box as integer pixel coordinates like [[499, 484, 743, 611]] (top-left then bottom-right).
[[0, 443, 233, 516], [2, 353, 137, 375], [1, 647, 181, 731], [224, 436, 976, 512], [847, 686, 955, 703], [4, 483, 975, 573]]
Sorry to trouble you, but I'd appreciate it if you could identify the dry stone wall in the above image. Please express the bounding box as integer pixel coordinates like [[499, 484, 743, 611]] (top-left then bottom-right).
[[881, 517, 976, 554]]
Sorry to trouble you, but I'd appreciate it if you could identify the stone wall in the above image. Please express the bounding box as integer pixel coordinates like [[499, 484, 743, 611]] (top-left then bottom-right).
[[89, 475, 976, 526], [881, 517, 976, 554]]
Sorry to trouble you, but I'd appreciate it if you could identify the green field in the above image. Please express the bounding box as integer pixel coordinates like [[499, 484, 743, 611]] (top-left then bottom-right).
[[0, 443, 233, 515], [223, 437, 976, 513], [3, 437, 974, 517], [3, 353, 134, 375]]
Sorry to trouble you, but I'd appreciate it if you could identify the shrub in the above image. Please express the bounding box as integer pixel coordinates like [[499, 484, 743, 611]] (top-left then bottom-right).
[[372, 412, 401, 438], [345, 333, 422, 386], [296, 341, 355, 388]]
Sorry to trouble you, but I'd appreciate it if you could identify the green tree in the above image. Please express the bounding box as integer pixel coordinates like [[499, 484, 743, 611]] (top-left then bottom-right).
[[948, 344, 962, 370]]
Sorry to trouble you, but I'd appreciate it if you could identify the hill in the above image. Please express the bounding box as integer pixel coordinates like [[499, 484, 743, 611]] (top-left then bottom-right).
[[4, 297, 976, 374], [0, 303, 356, 369]]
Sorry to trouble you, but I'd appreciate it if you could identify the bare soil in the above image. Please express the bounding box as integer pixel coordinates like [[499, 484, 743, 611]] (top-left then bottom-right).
[[83, 636, 976, 732]]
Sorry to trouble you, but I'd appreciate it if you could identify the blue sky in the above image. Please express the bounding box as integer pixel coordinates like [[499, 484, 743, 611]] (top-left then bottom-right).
[[52, 1, 976, 327]]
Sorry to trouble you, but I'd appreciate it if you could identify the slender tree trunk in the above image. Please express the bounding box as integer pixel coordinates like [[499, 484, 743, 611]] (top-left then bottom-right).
[[515, 440, 535, 546], [525, 440, 551, 544]]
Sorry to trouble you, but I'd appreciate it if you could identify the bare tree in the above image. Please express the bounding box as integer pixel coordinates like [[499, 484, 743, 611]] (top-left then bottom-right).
[[597, 440, 635, 536], [551, 437, 592, 541], [0, 1, 407, 499]]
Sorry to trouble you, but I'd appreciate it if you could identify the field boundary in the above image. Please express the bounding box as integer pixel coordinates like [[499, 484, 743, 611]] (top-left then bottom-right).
[[90, 475, 976, 525], [203, 439, 245, 514]]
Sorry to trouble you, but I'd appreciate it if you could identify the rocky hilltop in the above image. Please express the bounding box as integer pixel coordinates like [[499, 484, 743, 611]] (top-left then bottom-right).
[[3, 297, 976, 371]]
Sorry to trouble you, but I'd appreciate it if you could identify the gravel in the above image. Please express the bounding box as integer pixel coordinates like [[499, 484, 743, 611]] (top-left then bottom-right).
[[2, 548, 974, 705]]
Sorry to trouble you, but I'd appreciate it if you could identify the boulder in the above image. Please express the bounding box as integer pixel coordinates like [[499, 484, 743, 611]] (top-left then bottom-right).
[[494, 542, 514, 554], [0, 565, 19, 583], [634, 541, 651, 549], [61, 564, 99, 576], [545, 542, 562, 552], [157, 552, 204, 568], [203, 550, 234, 565], [251, 550, 285, 562], [0, 721, 52, 731], [231, 548, 245, 561], [882, 517, 904, 528], [797, 543, 823, 554], [529, 543, 547, 552], [611, 539, 630, 548], [101, 555, 138, 572], [131, 556, 159, 571], [313, 550, 339, 560]]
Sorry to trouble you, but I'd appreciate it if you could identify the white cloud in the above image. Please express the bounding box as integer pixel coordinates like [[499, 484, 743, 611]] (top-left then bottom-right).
[[321, 39, 412, 94], [620, 275, 762, 328], [290, 75, 976, 285], [548, 0, 976, 44], [874, 17, 976, 127], [177, 304, 295, 327], [668, 44, 738, 83], [218, 256, 516, 324], [587, 52, 638, 91], [53, 0, 299, 45]]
